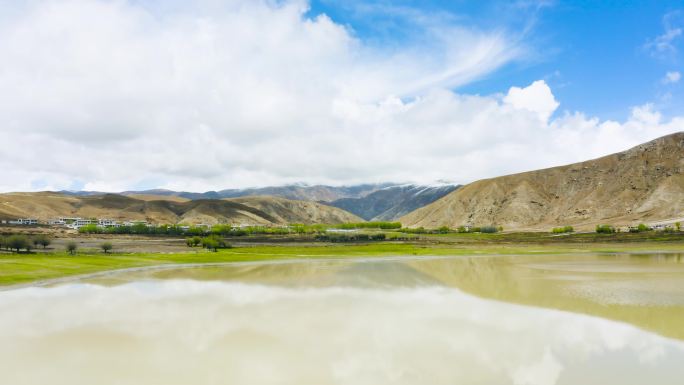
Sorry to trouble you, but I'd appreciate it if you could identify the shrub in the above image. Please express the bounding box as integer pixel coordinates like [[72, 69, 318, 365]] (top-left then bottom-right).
[[66, 241, 78, 255], [101, 242, 113, 253], [595, 224, 615, 234]]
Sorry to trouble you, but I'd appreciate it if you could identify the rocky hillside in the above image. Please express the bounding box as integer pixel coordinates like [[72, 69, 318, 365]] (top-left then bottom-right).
[[400, 132, 684, 230], [0, 193, 361, 225], [328, 184, 459, 221]]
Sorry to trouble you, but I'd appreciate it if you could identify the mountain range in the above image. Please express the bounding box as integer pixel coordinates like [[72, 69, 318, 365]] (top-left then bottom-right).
[[56, 183, 459, 222]]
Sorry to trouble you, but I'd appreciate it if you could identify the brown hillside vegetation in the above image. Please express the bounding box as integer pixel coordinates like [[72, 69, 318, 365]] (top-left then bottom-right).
[[400, 132, 684, 231], [0, 192, 361, 225]]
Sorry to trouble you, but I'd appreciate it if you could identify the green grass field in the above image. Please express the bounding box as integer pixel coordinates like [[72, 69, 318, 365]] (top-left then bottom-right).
[[2, 239, 683, 287]]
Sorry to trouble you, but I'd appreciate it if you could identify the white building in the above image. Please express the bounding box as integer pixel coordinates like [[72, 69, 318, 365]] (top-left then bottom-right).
[[9, 218, 38, 225], [98, 219, 119, 227], [64, 218, 96, 229]]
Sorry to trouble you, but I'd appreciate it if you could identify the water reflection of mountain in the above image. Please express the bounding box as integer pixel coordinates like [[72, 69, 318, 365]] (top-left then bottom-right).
[[408, 253, 684, 341]]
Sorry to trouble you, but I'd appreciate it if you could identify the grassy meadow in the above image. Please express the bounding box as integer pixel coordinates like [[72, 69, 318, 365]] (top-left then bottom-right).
[[2, 233, 683, 287]]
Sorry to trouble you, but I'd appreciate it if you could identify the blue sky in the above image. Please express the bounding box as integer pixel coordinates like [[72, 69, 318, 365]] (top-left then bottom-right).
[[309, 0, 684, 120]]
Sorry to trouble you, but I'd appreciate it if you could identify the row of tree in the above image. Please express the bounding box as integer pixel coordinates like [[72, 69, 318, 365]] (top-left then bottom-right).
[[78, 222, 405, 237], [0, 234, 113, 254], [0, 234, 51, 252], [314, 233, 387, 242], [401, 225, 502, 234]]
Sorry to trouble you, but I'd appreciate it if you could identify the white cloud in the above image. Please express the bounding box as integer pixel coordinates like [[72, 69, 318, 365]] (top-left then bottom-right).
[[0, 0, 682, 192], [663, 71, 681, 84], [504, 80, 559, 122]]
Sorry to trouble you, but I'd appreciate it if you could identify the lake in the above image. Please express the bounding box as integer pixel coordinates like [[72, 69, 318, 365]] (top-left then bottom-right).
[[1, 253, 683, 384]]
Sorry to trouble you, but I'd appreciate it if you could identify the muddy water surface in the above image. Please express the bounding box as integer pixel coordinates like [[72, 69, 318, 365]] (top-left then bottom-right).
[[0, 253, 683, 385]]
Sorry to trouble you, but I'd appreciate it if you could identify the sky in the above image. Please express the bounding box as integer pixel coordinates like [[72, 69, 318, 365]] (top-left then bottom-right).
[[0, 0, 682, 192]]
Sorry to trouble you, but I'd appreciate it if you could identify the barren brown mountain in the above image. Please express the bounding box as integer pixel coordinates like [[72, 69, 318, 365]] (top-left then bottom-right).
[[226, 196, 362, 224], [0, 193, 361, 225], [400, 132, 684, 231]]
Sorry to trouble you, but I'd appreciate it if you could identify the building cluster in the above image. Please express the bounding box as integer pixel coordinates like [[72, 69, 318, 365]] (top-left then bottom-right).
[[0, 218, 38, 225], [1, 217, 149, 230]]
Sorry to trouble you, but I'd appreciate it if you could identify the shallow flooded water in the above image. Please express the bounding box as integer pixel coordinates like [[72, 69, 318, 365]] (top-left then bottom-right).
[[1, 253, 683, 385]]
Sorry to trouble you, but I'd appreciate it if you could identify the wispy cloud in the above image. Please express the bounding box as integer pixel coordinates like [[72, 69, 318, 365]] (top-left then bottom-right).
[[644, 10, 683, 59]]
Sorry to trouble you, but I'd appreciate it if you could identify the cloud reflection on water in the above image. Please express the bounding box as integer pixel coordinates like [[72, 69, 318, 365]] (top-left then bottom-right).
[[0, 281, 682, 385]]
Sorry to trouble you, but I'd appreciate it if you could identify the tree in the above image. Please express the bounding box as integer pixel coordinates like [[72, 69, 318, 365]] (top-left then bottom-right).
[[33, 235, 52, 249], [7, 235, 29, 253], [0, 236, 6, 250], [66, 241, 78, 255], [676, 222, 681, 232], [192, 236, 202, 247], [201, 237, 219, 252], [101, 242, 113, 253]]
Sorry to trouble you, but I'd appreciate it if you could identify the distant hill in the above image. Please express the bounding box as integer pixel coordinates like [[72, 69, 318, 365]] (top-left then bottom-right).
[[226, 196, 362, 224], [121, 184, 394, 202], [0, 192, 361, 225], [327, 184, 459, 221], [400, 132, 684, 231]]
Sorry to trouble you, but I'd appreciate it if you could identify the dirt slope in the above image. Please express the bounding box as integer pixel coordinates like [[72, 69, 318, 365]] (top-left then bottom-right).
[[400, 132, 684, 231], [0, 193, 361, 225]]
